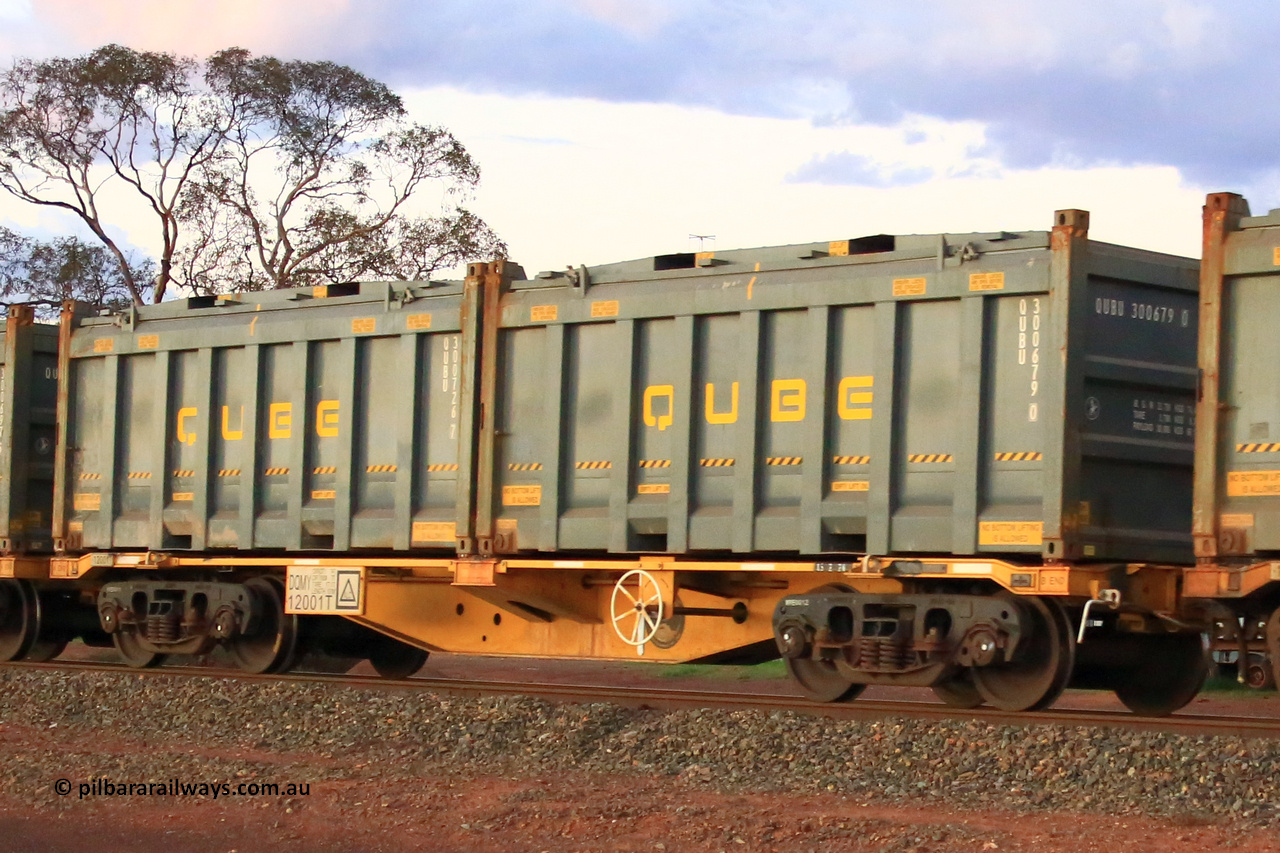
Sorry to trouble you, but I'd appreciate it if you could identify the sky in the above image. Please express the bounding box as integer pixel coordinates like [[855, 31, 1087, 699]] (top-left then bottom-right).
[[0, 0, 1272, 278]]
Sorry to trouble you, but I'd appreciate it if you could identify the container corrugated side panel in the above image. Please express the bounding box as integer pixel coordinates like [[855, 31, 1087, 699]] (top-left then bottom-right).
[[483, 224, 1196, 561], [484, 231, 1055, 557], [1201, 199, 1280, 557], [63, 283, 471, 553], [0, 310, 60, 552]]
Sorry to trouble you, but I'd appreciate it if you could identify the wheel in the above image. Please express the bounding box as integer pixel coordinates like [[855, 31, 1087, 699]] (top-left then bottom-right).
[[24, 638, 67, 663], [785, 656, 866, 702], [1266, 606, 1280, 691], [295, 653, 361, 674], [932, 670, 983, 708], [971, 596, 1074, 712], [1113, 633, 1208, 716], [0, 579, 37, 661], [113, 631, 165, 668], [782, 583, 865, 702], [228, 577, 300, 674], [1246, 658, 1275, 690], [369, 638, 428, 679]]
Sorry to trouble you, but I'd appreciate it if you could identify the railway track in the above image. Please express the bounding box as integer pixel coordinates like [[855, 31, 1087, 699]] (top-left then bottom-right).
[[5, 659, 1279, 740]]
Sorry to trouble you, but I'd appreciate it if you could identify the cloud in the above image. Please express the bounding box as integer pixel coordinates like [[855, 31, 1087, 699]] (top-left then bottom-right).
[[500, 135, 575, 147], [24, 0, 365, 59], [568, 0, 676, 37], [0, 0, 30, 20], [333, 1, 1273, 195], [405, 87, 1207, 278], [788, 152, 933, 187], [7, 0, 1277, 200]]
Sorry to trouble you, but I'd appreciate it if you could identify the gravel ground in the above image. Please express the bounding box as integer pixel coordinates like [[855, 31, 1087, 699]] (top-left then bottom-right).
[[0, 667, 1276, 829]]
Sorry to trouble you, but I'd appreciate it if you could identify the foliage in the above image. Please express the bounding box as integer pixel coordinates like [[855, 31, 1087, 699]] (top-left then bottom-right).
[[0, 45, 216, 303], [0, 45, 504, 302], [0, 225, 148, 314]]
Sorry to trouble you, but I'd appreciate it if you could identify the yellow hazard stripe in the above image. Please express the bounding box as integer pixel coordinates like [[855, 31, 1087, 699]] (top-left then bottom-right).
[[218, 469, 241, 477], [700, 458, 736, 467], [765, 456, 803, 466], [126, 472, 152, 479], [638, 459, 671, 468], [264, 467, 290, 476], [507, 463, 544, 471], [426, 463, 460, 472], [907, 454, 954, 464], [993, 452, 1043, 461], [78, 472, 103, 480], [1237, 443, 1280, 453], [575, 461, 613, 469], [171, 469, 196, 478], [313, 466, 338, 474], [366, 464, 398, 473], [831, 455, 870, 465]]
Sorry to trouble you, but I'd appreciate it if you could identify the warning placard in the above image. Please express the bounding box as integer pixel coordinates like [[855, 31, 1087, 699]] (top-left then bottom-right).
[[1227, 470, 1280, 497], [978, 521, 1044, 546], [502, 485, 542, 506], [285, 565, 365, 614]]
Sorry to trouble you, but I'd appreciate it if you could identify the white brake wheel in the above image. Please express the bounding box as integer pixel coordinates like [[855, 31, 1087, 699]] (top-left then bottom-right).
[[610, 569, 665, 655]]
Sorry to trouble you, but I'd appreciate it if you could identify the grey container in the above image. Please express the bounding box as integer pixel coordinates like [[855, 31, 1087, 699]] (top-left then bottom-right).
[[0, 306, 60, 553], [473, 210, 1199, 562], [53, 281, 483, 553], [52, 210, 1199, 563], [1195, 192, 1280, 559]]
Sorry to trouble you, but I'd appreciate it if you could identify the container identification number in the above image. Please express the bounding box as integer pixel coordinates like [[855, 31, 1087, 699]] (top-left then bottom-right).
[[1018, 298, 1040, 422], [442, 334, 460, 440], [1094, 297, 1190, 327]]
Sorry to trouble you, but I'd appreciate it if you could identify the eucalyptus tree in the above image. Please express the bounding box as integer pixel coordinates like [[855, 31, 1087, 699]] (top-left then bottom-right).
[[0, 45, 216, 302], [0, 44, 503, 303], [0, 225, 147, 313]]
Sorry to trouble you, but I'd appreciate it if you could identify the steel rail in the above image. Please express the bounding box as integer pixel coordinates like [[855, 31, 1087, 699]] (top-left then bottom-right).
[[4, 659, 1279, 739]]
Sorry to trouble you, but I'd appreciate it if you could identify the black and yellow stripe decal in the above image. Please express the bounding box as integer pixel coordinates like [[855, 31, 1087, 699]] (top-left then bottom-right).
[[264, 467, 289, 476], [908, 454, 953, 464], [832, 455, 870, 465], [78, 472, 103, 480], [1238, 443, 1280, 453], [126, 472, 152, 479], [508, 463, 544, 471], [575, 461, 613, 470], [218, 469, 241, 477], [700, 458, 736, 467], [638, 459, 671, 468], [313, 466, 338, 475], [172, 469, 195, 478], [366, 464, 398, 473], [994, 452, 1043, 461], [427, 463, 460, 472], [765, 456, 803, 466]]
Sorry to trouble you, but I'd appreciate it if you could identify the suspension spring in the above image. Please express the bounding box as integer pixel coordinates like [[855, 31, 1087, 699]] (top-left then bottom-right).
[[857, 637, 912, 671], [146, 613, 179, 643]]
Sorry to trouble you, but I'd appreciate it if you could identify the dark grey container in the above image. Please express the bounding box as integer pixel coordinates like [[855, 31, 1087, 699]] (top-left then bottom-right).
[[0, 306, 60, 553]]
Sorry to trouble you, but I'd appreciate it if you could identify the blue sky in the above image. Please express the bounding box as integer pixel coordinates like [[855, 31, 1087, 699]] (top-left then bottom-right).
[[0, 0, 1268, 276]]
